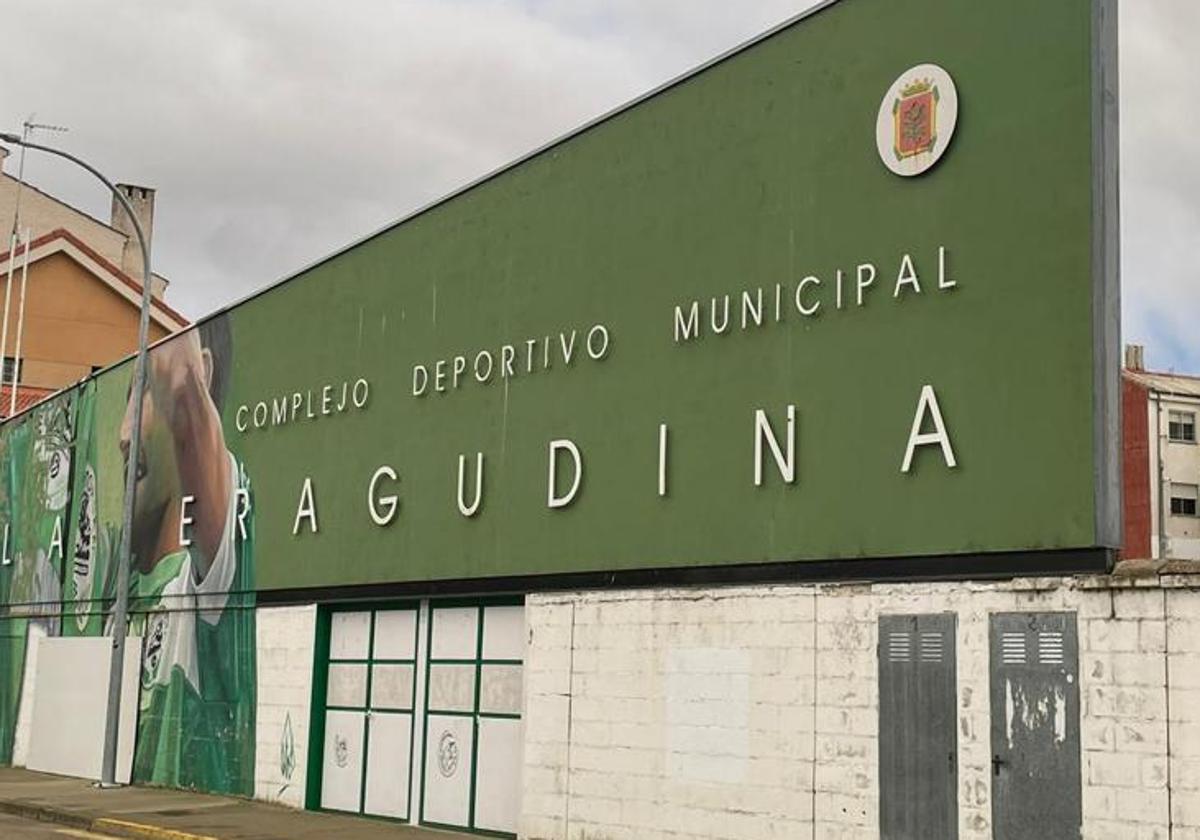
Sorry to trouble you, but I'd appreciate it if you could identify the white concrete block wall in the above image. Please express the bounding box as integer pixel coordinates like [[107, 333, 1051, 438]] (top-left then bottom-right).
[[524, 577, 1196, 840], [525, 587, 819, 840], [813, 586, 873, 840], [254, 604, 316, 809], [524, 600, 575, 840], [1169, 587, 1200, 839], [1079, 585, 1170, 840], [11, 623, 48, 767]]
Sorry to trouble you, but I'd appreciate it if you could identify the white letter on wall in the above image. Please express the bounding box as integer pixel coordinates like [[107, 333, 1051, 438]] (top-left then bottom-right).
[[179, 496, 196, 547], [856, 263, 877, 306], [458, 453, 484, 517], [754, 405, 797, 487], [893, 253, 921, 297], [368, 466, 400, 526], [548, 439, 583, 509], [795, 276, 821, 316], [938, 245, 956, 289], [236, 488, 251, 541], [586, 325, 610, 360], [674, 302, 700, 342], [659, 423, 669, 497], [901, 385, 958, 473], [293, 477, 319, 535], [48, 515, 64, 561]]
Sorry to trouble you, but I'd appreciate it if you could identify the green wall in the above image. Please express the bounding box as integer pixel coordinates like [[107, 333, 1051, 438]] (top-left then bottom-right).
[[2, 0, 1110, 603]]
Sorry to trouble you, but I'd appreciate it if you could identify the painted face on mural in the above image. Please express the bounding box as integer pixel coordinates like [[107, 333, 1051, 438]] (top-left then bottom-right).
[[120, 373, 182, 567], [118, 318, 234, 573]]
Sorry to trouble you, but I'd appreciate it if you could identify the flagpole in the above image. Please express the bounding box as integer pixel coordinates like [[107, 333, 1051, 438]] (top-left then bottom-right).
[[9, 228, 31, 415]]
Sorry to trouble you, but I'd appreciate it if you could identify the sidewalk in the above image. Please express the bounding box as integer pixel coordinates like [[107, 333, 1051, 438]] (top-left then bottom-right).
[[0, 767, 463, 839]]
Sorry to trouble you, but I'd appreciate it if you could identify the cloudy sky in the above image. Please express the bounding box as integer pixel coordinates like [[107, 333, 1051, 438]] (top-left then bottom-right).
[[2, 0, 1196, 372]]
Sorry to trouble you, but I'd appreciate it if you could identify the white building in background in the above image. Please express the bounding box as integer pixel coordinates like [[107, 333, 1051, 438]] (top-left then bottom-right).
[[1123, 344, 1200, 561]]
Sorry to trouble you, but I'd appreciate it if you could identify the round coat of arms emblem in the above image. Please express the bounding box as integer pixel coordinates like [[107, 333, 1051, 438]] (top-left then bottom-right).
[[876, 63, 958, 177], [437, 731, 459, 778]]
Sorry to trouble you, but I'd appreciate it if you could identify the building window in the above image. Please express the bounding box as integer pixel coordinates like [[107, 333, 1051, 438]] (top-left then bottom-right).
[[1171, 484, 1199, 517], [2, 356, 20, 384], [1169, 410, 1196, 443]]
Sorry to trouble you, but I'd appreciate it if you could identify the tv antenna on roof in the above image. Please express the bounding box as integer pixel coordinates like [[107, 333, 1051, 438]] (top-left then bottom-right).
[[23, 117, 69, 137], [9, 115, 70, 237]]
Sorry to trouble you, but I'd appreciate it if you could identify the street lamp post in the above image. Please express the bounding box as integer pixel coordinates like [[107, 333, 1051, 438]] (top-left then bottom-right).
[[0, 132, 152, 788]]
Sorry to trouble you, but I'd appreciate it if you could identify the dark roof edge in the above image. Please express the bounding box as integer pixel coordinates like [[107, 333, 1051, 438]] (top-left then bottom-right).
[[0, 227, 190, 327], [1123, 368, 1200, 395]]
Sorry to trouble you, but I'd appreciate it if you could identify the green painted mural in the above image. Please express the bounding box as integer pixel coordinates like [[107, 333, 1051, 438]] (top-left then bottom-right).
[[0, 0, 1116, 793], [0, 319, 255, 794], [0, 395, 73, 763]]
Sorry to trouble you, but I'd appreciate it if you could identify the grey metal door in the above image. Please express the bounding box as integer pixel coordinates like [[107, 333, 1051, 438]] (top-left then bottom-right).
[[878, 613, 958, 840], [989, 612, 1081, 840]]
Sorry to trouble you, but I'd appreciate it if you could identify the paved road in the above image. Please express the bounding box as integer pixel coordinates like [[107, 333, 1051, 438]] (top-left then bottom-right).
[[0, 812, 118, 839]]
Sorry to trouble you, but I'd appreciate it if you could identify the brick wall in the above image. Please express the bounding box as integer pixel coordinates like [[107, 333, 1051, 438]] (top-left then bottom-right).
[[1123, 376, 1152, 559], [524, 576, 1200, 840], [254, 604, 316, 809]]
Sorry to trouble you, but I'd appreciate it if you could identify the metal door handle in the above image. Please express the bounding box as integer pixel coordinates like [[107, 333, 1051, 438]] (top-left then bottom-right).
[[992, 755, 1007, 776]]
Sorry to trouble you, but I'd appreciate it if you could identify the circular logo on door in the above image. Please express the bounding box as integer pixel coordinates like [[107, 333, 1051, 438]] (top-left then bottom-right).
[[438, 731, 459, 778], [876, 63, 958, 176]]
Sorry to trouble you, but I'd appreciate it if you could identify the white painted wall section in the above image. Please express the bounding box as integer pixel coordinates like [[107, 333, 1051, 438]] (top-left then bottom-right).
[[25, 636, 139, 783], [254, 604, 316, 808]]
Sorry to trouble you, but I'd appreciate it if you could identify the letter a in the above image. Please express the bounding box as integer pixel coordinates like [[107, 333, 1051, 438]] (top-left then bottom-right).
[[893, 253, 921, 298], [901, 385, 958, 473], [293, 477, 319, 535], [48, 515, 64, 561]]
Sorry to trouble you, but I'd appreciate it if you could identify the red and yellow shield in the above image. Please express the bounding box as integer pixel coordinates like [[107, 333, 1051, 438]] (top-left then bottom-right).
[[893, 79, 939, 160]]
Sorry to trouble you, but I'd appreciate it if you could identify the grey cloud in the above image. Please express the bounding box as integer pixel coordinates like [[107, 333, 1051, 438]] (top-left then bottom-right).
[[1121, 0, 1200, 371], [2, 1, 1195, 371]]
